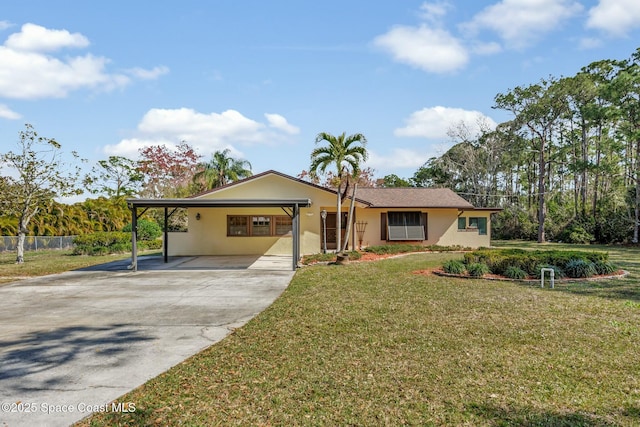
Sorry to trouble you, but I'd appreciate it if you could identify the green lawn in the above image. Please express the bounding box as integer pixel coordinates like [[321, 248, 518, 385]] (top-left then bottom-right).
[[72, 241, 640, 426], [0, 249, 127, 285]]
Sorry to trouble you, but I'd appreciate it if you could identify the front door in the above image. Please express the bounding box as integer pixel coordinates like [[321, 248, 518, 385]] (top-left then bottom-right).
[[322, 212, 348, 250]]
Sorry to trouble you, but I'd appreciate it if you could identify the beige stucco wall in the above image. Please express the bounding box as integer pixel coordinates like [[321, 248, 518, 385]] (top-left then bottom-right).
[[354, 208, 493, 250], [165, 173, 494, 255], [167, 173, 339, 256]]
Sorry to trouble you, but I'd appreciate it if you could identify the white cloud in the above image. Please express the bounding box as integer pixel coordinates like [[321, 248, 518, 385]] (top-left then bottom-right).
[[366, 148, 431, 172], [395, 106, 497, 139], [103, 137, 172, 158], [265, 113, 300, 134], [5, 23, 89, 52], [418, 1, 452, 25], [462, 0, 583, 49], [373, 24, 468, 73], [126, 65, 170, 80], [103, 108, 299, 158], [470, 41, 502, 55], [0, 23, 167, 100], [0, 103, 21, 119], [0, 21, 12, 31], [586, 0, 640, 36], [0, 46, 129, 99], [579, 37, 603, 50]]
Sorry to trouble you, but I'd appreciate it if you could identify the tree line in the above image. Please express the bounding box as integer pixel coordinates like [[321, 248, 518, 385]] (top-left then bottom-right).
[[0, 129, 253, 262], [393, 48, 640, 245]]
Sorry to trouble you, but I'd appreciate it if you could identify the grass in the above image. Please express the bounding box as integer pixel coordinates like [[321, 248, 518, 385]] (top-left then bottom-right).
[[73, 241, 640, 426], [0, 249, 154, 285]]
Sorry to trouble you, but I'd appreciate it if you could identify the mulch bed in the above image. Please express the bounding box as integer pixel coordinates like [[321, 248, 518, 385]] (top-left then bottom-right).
[[416, 269, 630, 282]]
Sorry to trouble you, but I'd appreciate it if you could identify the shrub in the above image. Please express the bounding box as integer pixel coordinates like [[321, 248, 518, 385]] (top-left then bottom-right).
[[123, 220, 162, 241], [558, 220, 595, 244], [73, 232, 131, 255], [594, 261, 617, 275], [532, 264, 566, 279], [467, 263, 489, 277], [139, 239, 163, 250], [564, 259, 597, 278], [364, 244, 425, 255], [365, 244, 464, 255], [464, 248, 608, 277], [503, 266, 527, 280], [442, 260, 465, 274]]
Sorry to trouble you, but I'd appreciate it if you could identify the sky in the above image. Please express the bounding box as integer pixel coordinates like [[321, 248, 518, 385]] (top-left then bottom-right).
[[1, 0, 640, 197]]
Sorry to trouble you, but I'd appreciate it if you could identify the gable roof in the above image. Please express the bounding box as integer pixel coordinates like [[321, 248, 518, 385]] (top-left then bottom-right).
[[355, 187, 474, 209], [191, 169, 340, 199], [190, 170, 475, 209]]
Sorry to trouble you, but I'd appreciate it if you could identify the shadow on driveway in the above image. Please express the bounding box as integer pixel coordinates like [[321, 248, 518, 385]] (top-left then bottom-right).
[[0, 324, 155, 392], [74, 255, 292, 272]]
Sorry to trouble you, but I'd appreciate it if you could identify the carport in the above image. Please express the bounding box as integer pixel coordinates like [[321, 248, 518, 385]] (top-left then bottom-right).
[[126, 198, 312, 271]]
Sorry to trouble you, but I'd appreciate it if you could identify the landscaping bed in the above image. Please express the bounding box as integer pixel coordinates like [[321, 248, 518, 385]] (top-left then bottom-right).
[[301, 244, 467, 265], [430, 247, 625, 282], [425, 268, 629, 282]]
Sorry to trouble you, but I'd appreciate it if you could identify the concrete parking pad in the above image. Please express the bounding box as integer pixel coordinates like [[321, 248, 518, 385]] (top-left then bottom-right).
[[0, 256, 293, 427]]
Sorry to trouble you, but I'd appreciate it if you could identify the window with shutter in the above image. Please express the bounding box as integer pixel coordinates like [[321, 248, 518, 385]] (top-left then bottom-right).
[[386, 211, 425, 241]]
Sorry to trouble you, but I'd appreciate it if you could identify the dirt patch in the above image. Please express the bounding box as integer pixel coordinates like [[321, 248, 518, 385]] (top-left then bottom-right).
[[356, 252, 410, 262]]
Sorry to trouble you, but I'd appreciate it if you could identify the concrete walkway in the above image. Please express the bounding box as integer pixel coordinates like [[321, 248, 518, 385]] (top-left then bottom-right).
[[0, 256, 294, 427]]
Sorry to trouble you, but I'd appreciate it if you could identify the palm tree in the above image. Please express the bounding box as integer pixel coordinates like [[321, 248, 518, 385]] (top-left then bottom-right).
[[193, 149, 253, 190], [310, 132, 368, 253]]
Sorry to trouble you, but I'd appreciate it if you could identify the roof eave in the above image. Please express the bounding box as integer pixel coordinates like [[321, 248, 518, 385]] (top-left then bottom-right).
[[126, 198, 312, 209]]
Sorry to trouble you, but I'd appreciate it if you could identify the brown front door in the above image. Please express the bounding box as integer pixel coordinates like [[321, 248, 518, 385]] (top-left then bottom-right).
[[323, 212, 348, 250]]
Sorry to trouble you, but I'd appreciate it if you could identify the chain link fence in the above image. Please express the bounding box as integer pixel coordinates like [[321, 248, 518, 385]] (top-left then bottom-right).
[[0, 236, 76, 252]]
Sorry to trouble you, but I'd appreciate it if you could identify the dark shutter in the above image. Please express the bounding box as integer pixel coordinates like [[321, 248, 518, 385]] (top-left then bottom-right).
[[478, 217, 487, 235], [422, 212, 428, 240], [380, 213, 387, 240], [458, 217, 466, 230]]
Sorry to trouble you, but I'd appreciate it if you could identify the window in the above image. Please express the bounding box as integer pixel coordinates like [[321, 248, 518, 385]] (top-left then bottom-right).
[[252, 216, 271, 236], [458, 216, 487, 235], [227, 215, 292, 237], [385, 211, 426, 241], [275, 216, 293, 236], [228, 216, 248, 236]]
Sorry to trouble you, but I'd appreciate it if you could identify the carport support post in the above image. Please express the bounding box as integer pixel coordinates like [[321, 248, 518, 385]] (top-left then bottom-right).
[[292, 203, 299, 271], [131, 206, 138, 271], [163, 207, 168, 263]]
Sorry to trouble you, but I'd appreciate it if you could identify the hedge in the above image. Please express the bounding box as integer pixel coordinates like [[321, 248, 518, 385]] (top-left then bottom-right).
[[463, 248, 608, 277], [73, 231, 162, 255]]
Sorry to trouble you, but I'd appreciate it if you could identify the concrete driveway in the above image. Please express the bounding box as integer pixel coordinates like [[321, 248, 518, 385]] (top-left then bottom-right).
[[0, 255, 294, 427]]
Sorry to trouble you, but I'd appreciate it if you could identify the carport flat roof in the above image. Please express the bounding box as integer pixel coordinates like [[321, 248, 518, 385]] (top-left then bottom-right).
[[126, 198, 312, 208]]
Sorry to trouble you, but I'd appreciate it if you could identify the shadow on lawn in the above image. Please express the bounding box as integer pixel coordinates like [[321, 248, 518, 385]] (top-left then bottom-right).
[[552, 277, 640, 303], [467, 402, 620, 426], [0, 324, 154, 393]]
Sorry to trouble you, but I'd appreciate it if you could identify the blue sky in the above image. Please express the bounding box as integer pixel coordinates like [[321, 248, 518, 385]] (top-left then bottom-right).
[[1, 0, 639, 192]]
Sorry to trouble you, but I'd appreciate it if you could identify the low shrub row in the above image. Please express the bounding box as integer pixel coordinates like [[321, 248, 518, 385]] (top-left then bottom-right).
[[364, 244, 465, 255], [73, 232, 162, 256], [444, 248, 618, 279], [442, 260, 492, 277]]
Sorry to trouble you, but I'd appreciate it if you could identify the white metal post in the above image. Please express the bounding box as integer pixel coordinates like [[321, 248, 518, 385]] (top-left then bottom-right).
[[540, 267, 555, 288]]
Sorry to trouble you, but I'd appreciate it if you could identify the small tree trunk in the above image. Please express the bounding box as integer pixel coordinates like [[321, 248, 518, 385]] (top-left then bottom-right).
[[537, 142, 546, 243], [341, 182, 358, 253], [336, 180, 342, 252], [634, 147, 640, 244], [16, 220, 27, 264]]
